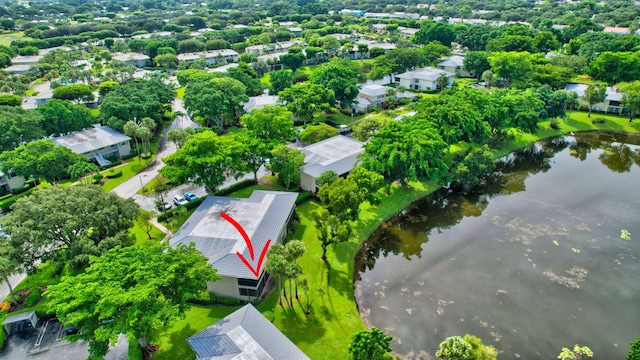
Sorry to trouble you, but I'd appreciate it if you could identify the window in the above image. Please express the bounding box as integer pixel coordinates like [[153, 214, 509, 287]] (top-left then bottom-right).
[[239, 288, 257, 297], [238, 278, 259, 287]]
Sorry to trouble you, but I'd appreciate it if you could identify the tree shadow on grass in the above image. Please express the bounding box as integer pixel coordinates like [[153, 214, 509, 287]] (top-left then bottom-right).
[[152, 324, 196, 360], [277, 308, 326, 346], [326, 261, 354, 299]]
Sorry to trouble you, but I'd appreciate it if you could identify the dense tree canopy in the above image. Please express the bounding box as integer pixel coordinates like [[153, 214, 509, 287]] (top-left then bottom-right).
[[47, 243, 219, 359], [36, 99, 95, 136], [309, 60, 360, 109], [348, 327, 393, 360], [0, 185, 138, 271], [270, 144, 304, 190], [184, 77, 248, 133], [278, 82, 334, 124], [0, 106, 45, 152]]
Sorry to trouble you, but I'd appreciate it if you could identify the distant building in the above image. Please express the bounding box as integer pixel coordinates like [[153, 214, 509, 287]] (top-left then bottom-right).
[[112, 53, 150, 68], [131, 31, 172, 39], [243, 94, 278, 113], [565, 83, 628, 115], [245, 41, 304, 57], [394, 67, 455, 91], [438, 55, 473, 77], [0, 169, 25, 194], [170, 191, 297, 300], [299, 135, 365, 192], [11, 55, 42, 66], [187, 304, 309, 360], [53, 125, 132, 166], [177, 49, 239, 65], [603, 26, 630, 35]]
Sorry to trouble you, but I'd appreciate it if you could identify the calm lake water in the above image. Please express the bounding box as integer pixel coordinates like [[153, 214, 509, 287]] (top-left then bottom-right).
[[354, 133, 640, 359]]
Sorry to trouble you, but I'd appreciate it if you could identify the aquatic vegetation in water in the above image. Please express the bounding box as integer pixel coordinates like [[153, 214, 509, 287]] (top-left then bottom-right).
[[621, 229, 631, 240], [543, 266, 588, 289]]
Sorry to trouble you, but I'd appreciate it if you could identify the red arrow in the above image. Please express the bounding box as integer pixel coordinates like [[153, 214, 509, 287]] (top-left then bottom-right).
[[221, 212, 271, 277]]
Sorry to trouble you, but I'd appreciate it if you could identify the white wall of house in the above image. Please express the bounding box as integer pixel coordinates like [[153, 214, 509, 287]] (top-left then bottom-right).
[[81, 141, 131, 161], [398, 76, 453, 91], [300, 172, 316, 192], [0, 174, 26, 193], [207, 277, 238, 298]]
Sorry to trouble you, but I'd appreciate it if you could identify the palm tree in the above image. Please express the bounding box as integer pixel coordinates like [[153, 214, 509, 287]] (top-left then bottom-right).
[[284, 240, 305, 299], [481, 70, 494, 88], [265, 245, 288, 307], [385, 87, 397, 107], [437, 73, 450, 91]]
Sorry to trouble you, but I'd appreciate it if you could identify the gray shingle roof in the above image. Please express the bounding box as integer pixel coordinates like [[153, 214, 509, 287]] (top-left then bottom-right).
[[170, 191, 297, 279], [187, 304, 309, 360], [300, 135, 364, 178], [52, 125, 131, 155]]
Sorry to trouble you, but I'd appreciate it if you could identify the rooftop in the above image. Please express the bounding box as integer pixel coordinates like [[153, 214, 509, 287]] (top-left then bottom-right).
[[187, 304, 309, 360], [565, 83, 623, 102], [11, 55, 42, 65], [243, 94, 278, 113], [53, 125, 131, 155], [438, 55, 465, 68], [300, 135, 365, 178], [396, 67, 455, 81], [360, 84, 389, 97], [170, 191, 297, 279], [177, 49, 239, 61], [112, 52, 150, 62]]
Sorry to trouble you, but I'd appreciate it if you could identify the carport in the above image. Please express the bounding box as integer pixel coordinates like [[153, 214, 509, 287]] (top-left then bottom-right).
[[3, 311, 38, 335]]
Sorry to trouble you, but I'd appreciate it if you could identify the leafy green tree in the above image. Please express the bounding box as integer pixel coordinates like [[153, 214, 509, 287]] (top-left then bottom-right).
[[166, 127, 196, 148], [462, 334, 498, 360], [46, 243, 220, 359], [315, 170, 338, 188], [280, 52, 305, 73], [270, 145, 304, 190], [348, 327, 393, 360], [436, 336, 473, 360], [52, 84, 95, 104], [353, 117, 390, 142], [361, 120, 447, 193], [241, 105, 294, 143], [628, 335, 640, 360], [36, 99, 95, 136], [488, 51, 533, 88], [0, 53, 11, 69], [0, 106, 45, 151], [588, 52, 640, 85], [486, 35, 536, 53], [558, 345, 594, 360], [311, 206, 353, 261], [481, 70, 494, 88], [463, 52, 490, 79], [413, 21, 456, 47], [269, 69, 293, 95], [278, 82, 334, 124], [68, 161, 100, 185], [0, 94, 22, 107], [154, 53, 178, 69], [452, 145, 496, 189], [0, 185, 138, 271], [227, 65, 263, 97], [0, 140, 88, 183], [184, 77, 248, 133], [318, 177, 362, 221], [97, 81, 118, 97], [309, 60, 360, 109], [348, 167, 384, 206], [422, 41, 450, 66], [299, 123, 338, 144], [582, 83, 607, 118], [161, 130, 245, 192], [0, 240, 20, 304], [265, 244, 288, 307], [619, 81, 640, 122]]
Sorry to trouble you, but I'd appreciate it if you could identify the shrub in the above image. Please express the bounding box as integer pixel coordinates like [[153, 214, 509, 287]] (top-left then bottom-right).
[[592, 117, 606, 124], [121, 152, 137, 160], [93, 173, 104, 181], [141, 152, 152, 159], [24, 287, 43, 307], [550, 119, 560, 129], [214, 179, 256, 196], [106, 170, 122, 179], [0, 301, 10, 312], [0, 194, 11, 201], [189, 291, 245, 306], [296, 191, 312, 205]]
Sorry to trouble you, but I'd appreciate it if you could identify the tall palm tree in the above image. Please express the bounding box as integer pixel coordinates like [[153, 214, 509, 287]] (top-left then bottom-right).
[[437, 73, 450, 91]]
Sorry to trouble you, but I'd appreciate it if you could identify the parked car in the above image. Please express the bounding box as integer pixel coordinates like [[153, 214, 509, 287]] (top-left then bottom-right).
[[157, 201, 172, 211], [184, 192, 198, 201], [173, 195, 188, 206], [337, 124, 351, 134]]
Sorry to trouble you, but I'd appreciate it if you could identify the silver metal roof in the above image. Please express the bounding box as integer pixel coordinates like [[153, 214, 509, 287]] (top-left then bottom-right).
[[300, 135, 364, 178], [187, 304, 309, 360], [53, 125, 131, 155], [396, 67, 456, 81], [170, 191, 297, 279], [565, 83, 623, 102]]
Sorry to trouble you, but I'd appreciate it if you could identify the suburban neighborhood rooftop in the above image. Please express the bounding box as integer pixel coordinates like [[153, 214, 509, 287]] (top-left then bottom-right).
[[300, 135, 365, 178], [52, 125, 131, 155]]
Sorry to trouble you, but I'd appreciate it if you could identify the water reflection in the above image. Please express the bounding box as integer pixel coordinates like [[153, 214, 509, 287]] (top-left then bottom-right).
[[355, 132, 640, 359]]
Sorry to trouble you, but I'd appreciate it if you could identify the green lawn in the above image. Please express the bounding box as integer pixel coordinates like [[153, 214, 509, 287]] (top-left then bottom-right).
[[0, 31, 26, 47], [89, 108, 100, 117], [314, 111, 364, 126], [131, 210, 166, 245], [176, 87, 185, 100], [101, 157, 152, 192]]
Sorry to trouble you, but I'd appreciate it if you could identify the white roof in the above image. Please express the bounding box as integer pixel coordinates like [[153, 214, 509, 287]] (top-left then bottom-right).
[[243, 94, 278, 113], [565, 83, 623, 102], [396, 67, 455, 81], [208, 63, 239, 73], [113, 53, 150, 62], [300, 135, 365, 178], [53, 125, 131, 155], [360, 84, 389, 97], [4, 64, 32, 73], [367, 43, 396, 50], [245, 41, 303, 52], [132, 31, 172, 39], [438, 55, 465, 68], [177, 49, 238, 62]]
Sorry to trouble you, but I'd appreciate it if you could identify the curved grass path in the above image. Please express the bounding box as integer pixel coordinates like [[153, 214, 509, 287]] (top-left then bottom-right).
[[151, 111, 640, 360]]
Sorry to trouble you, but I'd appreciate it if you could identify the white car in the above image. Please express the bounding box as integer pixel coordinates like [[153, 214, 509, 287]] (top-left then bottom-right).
[[173, 195, 188, 206], [337, 124, 351, 134]]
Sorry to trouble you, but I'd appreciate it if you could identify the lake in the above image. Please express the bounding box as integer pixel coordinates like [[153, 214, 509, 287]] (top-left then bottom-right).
[[354, 133, 640, 359]]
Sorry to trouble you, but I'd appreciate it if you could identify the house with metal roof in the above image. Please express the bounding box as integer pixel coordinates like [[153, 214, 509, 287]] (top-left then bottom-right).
[[52, 125, 132, 166], [394, 67, 455, 91], [299, 135, 364, 192], [170, 191, 297, 300], [187, 304, 309, 360], [177, 50, 239, 66], [565, 83, 628, 115], [112, 53, 150, 68], [438, 55, 473, 77]]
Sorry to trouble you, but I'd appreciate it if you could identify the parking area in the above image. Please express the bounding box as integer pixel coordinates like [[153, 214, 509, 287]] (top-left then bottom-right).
[[0, 318, 89, 360]]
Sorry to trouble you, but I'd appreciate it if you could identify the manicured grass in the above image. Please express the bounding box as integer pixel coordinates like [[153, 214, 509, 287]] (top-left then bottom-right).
[[314, 111, 364, 126], [89, 108, 100, 117], [137, 174, 167, 196], [228, 176, 285, 198], [131, 211, 165, 245], [0, 31, 26, 47], [101, 157, 152, 192], [260, 73, 271, 88]]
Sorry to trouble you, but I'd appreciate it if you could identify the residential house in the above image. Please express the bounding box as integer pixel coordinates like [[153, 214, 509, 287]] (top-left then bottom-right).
[[243, 93, 278, 113], [299, 135, 365, 192], [288, 27, 303, 37], [0, 169, 25, 194], [131, 31, 172, 39], [177, 49, 239, 65], [394, 67, 455, 91], [187, 304, 309, 360], [53, 125, 132, 166], [170, 191, 298, 301], [245, 41, 304, 57], [112, 53, 150, 68], [34, 87, 54, 107], [603, 26, 630, 35], [11, 55, 42, 66], [353, 84, 390, 111], [372, 23, 386, 33], [399, 27, 419, 39], [565, 83, 628, 114], [438, 55, 473, 77]]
